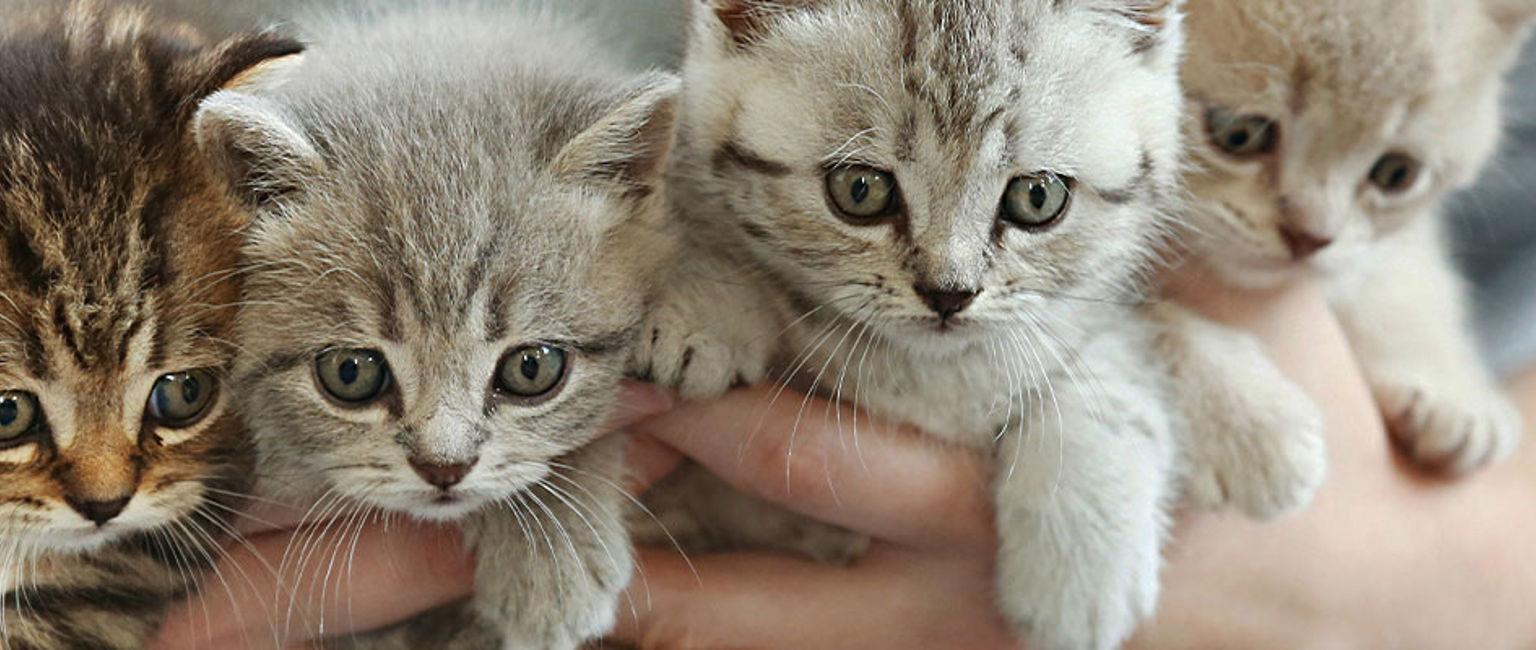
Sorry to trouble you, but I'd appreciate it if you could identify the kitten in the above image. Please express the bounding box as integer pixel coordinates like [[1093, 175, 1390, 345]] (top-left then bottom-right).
[[194, 7, 679, 648], [0, 1, 303, 648], [634, 1, 1279, 648], [1179, 0, 1536, 475]]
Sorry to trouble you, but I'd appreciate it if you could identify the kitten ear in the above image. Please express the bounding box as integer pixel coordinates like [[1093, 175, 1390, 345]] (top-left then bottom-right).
[[194, 92, 322, 208], [175, 31, 307, 104], [709, 0, 811, 44], [1483, 0, 1536, 31], [550, 73, 682, 200], [1116, 0, 1180, 31]]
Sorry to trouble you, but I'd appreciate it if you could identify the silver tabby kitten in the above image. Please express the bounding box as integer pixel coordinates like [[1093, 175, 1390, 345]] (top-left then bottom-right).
[[636, 1, 1254, 648], [193, 7, 679, 648]]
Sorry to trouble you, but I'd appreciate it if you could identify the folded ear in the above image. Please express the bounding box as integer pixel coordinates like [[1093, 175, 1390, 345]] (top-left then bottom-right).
[[194, 92, 322, 208], [549, 73, 682, 201]]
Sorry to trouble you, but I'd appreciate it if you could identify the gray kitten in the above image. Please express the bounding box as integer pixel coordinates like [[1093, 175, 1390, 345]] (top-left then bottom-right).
[[193, 7, 679, 648], [635, 1, 1261, 649]]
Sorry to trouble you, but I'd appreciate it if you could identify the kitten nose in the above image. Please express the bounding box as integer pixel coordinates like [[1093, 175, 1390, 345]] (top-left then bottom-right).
[[1279, 225, 1333, 260], [67, 496, 131, 526], [914, 285, 981, 319], [409, 458, 476, 490]]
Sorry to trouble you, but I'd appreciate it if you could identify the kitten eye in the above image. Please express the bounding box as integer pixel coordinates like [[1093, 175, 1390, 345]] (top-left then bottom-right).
[[1001, 172, 1073, 228], [1368, 153, 1421, 194], [0, 392, 40, 442], [826, 165, 899, 221], [496, 345, 568, 399], [316, 349, 391, 404], [1206, 109, 1278, 158], [146, 371, 219, 428]]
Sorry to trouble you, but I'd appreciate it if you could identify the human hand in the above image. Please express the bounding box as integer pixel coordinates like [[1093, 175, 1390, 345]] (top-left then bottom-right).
[[613, 277, 1536, 650]]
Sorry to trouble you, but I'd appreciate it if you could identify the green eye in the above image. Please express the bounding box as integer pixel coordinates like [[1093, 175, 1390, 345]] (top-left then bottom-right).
[[826, 165, 898, 221], [1002, 172, 1073, 228], [147, 371, 219, 428], [1206, 109, 1278, 158], [0, 392, 40, 442], [316, 349, 391, 404], [496, 345, 568, 399], [1368, 153, 1421, 194]]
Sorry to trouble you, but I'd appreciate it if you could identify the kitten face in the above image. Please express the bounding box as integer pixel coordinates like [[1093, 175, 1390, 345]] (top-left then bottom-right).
[[201, 49, 677, 521], [1181, 0, 1536, 285], [0, 2, 301, 553], [681, 0, 1185, 356]]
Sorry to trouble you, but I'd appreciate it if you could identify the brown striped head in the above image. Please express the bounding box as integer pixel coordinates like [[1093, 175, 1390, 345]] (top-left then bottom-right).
[[0, 0, 303, 552], [678, 0, 1186, 355]]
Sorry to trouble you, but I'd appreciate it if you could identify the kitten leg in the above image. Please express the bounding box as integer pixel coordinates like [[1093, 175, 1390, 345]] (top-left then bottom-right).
[[632, 252, 786, 400], [992, 335, 1177, 650], [1149, 302, 1326, 520], [1333, 218, 1523, 475], [465, 436, 634, 650]]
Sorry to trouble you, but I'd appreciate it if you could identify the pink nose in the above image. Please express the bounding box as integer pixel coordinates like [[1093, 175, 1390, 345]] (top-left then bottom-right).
[[1279, 226, 1333, 260], [409, 458, 476, 490]]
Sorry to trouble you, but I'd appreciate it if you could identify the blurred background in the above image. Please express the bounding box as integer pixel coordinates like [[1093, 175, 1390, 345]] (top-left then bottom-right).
[[1453, 40, 1536, 376]]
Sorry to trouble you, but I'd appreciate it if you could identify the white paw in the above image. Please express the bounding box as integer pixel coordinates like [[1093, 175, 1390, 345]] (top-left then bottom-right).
[[1183, 376, 1327, 521], [632, 290, 775, 400], [998, 535, 1161, 650], [1376, 375, 1523, 476]]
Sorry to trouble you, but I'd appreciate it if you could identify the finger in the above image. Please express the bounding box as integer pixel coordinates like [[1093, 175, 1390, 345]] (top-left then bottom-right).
[[606, 381, 676, 431], [626, 433, 685, 494], [152, 520, 474, 650], [631, 386, 993, 551], [609, 546, 1016, 650]]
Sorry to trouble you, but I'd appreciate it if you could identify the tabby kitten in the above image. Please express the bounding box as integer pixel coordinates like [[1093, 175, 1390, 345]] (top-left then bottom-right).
[[0, 2, 303, 648], [637, 1, 1231, 648], [194, 7, 679, 648], [1179, 0, 1536, 475]]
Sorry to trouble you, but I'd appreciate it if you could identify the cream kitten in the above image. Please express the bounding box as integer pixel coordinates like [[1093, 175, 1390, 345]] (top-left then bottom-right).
[[1180, 0, 1536, 475], [194, 7, 679, 648], [632, 1, 1283, 648]]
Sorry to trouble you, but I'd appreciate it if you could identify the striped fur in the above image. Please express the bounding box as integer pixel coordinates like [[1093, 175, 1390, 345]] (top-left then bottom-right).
[[0, 2, 301, 647]]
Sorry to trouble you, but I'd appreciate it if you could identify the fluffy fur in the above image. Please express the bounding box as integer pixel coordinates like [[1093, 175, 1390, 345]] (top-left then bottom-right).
[[1180, 0, 1536, 475], [195, 7, 679, 649], [0, 1, 303, 648], [631, 1, 1282, 648]]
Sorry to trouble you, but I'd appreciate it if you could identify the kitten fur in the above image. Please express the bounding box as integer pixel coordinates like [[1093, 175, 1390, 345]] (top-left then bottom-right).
[[195, 6, 679, 648], [1179, 0, 1536, 475], [631, 1, 1275, 648], [0, 1, 303, 648]]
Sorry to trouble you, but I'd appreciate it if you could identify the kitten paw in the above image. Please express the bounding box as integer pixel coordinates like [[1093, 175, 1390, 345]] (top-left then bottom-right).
[[1182, 375, 1327, 521], [1377, 376, 1523, 476], [633, 289, 776, 400], [998, 536, 1160, 650]]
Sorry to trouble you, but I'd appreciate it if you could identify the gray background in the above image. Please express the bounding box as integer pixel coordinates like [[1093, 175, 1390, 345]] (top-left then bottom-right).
[[1452, 40, 1536, 375]]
